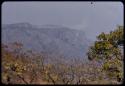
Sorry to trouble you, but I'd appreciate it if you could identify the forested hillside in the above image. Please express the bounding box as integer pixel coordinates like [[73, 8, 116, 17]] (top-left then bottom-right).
[[2, 23, 90, 59], [2, 26, 124, 84]]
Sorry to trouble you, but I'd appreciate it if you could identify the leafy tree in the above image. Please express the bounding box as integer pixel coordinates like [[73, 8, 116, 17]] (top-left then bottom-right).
[[87, 26, 124, 82]]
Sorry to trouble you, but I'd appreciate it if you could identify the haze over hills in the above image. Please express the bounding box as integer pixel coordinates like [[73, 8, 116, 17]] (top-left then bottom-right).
[[2, 23, 91, 59]]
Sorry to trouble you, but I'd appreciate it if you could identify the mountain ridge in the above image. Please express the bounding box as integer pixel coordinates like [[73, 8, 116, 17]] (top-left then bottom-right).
[[2, 23, 91, 59]]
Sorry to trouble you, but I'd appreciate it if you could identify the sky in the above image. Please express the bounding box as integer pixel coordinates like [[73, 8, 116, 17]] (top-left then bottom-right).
[[2, 1, 123, 41]]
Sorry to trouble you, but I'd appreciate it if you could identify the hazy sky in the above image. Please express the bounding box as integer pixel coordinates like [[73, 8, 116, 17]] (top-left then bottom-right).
[[2, 1, 123, 40]]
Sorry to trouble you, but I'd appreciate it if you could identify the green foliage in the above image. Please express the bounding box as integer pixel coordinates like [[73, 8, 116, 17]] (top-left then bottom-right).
[[87, 26, 124, 82]]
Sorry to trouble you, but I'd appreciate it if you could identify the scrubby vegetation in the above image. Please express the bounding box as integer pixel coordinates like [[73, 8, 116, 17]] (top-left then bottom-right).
[[1, 26, 124, 84]]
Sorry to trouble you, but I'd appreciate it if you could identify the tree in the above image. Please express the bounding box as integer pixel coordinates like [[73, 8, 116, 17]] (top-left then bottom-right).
[[87, 26, 124, 83]]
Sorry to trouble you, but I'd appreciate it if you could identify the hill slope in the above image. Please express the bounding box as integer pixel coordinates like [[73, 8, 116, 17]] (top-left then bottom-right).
[[2, 23, 91, 59]]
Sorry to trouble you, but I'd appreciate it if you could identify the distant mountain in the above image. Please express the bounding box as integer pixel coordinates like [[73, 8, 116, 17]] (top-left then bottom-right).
[[2, 23, 91, 59]]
